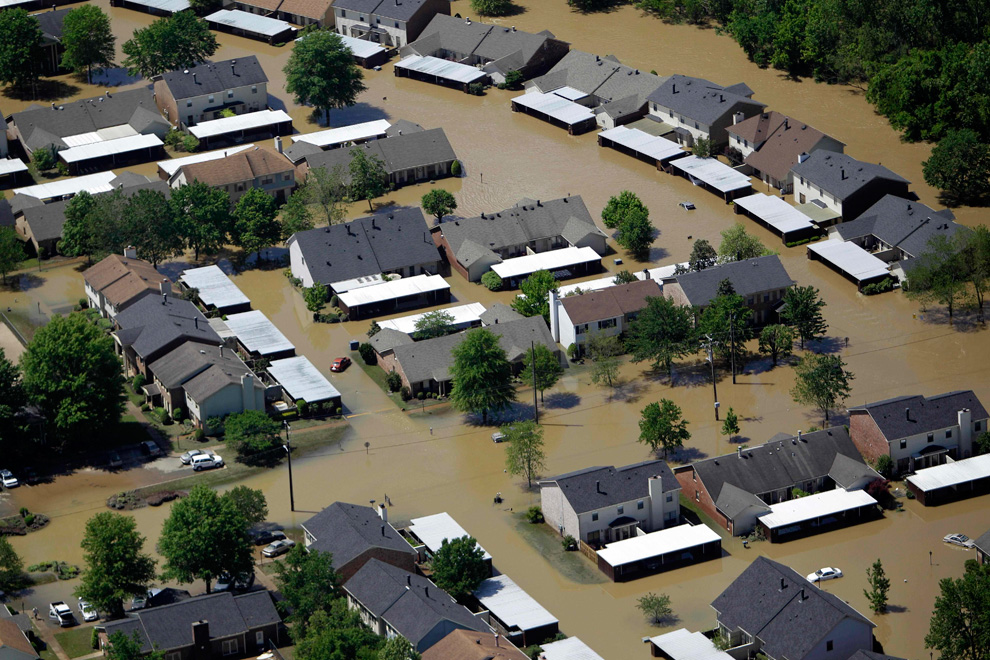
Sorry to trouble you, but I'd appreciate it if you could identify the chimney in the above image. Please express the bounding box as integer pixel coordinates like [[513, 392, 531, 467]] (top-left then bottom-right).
[[105, 90, 110, 98], [219, 344, 223, 358], [958, 408, 973, 457], [644, 268, 650, 279], [240, 373, 253, 409], [719, 94, 724, 103], [797, 430, 802, 441], [798, 151, 810, 164], [495, 633, 500, 647], [192, 72, 197, 84], [191, 621, 210, 660], [123, 245, 137, 259], [231, 60, 236, 75], [51, 102, 55, 110], [160, 278, 172, 300], [378, 503, 388, 522], [905, 407, 911, 421], [672, 83, 676, 94], [737, 446, 742, 459], [511, 26, 516, 31], [275, 136, 283, 154], [732, 111, 744, 124], [548, 289, 560, 342]]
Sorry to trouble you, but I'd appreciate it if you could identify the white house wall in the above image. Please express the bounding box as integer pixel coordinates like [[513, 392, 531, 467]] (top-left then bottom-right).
[[289, 240, 315, 288]]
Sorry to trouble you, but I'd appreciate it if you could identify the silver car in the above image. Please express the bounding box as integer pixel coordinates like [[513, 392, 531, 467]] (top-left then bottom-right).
[[943, 533, 975, 548], [180, 449, 205, 465]]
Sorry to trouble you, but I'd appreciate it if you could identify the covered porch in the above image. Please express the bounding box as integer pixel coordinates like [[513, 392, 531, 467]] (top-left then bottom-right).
[[596, 524, 722, 582], [756, 489, 879, 542]]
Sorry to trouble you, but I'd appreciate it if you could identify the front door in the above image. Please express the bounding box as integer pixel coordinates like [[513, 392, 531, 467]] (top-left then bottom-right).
[[255, 631, 264, 648]]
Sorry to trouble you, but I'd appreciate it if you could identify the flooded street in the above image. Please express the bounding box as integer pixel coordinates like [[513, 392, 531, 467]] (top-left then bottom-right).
[[2, 1, 990, 658]]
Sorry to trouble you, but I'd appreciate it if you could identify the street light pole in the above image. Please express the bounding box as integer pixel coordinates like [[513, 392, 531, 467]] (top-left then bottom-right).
[[283, 421, 295, 512], [701, 334, 720, 421], [531, 341, 539, 425]]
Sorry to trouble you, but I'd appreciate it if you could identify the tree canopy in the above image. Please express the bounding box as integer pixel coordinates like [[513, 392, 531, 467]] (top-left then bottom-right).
[[780, 285, 828, 348], [616, 207, 655, 257], [272, 545, 340, 637], [60, 5, 115, 83], [430, 535, 490, 599], [280, 190, 315, 239], [304, 164, 348, 226], [75, 512, 157, 619], [689, 239, 718, 272], [758, 324, 794, 367], [450, 328, 516, 424], [519, 343, 563, 402], [602, 190, 648, 230], [471, 0, 515, 16], [699, 291, 752, 368], [284, 29, 367, 126], [294, 602, 382, 660], [348, 148, 389, 211], [511, 269, 558, 324], [0, 349, 26, 453], [587, 331, 622, 388], [121, 12, 218, 78], [503, 420, 546, 488], [224, 409, 282, 458], [0, 228, 23, 285], [0, 537, 23, 595], [124, 189, 183, 267], [170, 181, 232, 260], [222, 486, 268, 525], [925, 561, 990, 660], [413, 310, 455, 340], [718, 223, 774, 262], [639, 399, 690, 457], [0, 9, 42, 89], [905, 233, 968, 322], [233, 189, 281, 261], [421, 189, 458, 223], [923, 129, 990, 206], [626, 296, 696, 376], [790, 353, 854, 425]]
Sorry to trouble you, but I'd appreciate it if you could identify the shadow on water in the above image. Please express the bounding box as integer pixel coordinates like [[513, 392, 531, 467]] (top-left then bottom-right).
[[90, 68, 144, 87], [2, 79, 80, 102], [543, 391, 581, 409], [326, 102, 392, 126], [886, 604, 909, 613], [267, 93, 288, 112], [806, 335, 847, 354], [670, 446, 708, 462], [916, 307, 988, 333], [16, 274, 44, 292]]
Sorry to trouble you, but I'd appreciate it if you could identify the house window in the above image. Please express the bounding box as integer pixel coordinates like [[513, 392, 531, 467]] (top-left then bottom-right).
[[252, 85, 257, 93], [763, 293, 769, 302], [587, 530, 600, 544], [208, 95, 215, 103], [340, 9, 345, 17], [927, 433, 934, 443], [946, 429, 952, 439], [283, 173, 292, 181], [747, 297, 754, 305], [977, 421, 983, 432], [375, 17, 380, 22], [394, 21, 399, 27], [591, 512, 598, 522], [255, 631, 264, 647], [222, 640, 238, 656], [617, 505, 624, 515], [826, 641, 833, 652], [165, 653, 181, 660], [227, 90, 233, 98], [262, 177, 274, 185], [666, 493, 673, 502], [637, 501, 644, 510], [186, 100, 192, 107]]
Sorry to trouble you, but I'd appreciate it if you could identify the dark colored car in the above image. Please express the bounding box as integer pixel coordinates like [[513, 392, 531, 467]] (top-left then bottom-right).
[[330, 357, 351, 372], [251, 529, 287, 546]]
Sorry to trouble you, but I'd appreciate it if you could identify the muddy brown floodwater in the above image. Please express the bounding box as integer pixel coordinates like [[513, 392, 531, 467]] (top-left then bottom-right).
[[3, 1, 990, 657]]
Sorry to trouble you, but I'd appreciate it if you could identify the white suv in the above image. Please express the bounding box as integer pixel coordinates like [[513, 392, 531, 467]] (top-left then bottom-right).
[[191, 454, 224, 471]]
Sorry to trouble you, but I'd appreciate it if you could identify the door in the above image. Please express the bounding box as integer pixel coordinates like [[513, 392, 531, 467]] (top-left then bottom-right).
[[255, 631, 265, 648]]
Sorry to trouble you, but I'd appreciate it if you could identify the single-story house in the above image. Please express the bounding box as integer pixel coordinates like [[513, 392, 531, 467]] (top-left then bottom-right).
[[549, 278, 660, 355], [84, 248, 162, 319], [791, 151, 911, 222]]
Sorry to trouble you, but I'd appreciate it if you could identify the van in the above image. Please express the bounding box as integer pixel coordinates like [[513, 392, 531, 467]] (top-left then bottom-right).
[[191, 454, 224, 471]]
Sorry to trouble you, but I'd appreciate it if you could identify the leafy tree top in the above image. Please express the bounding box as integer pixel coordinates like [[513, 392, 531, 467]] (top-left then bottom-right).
[[284, 29, 367, 124], [430, 536, 489, 599]]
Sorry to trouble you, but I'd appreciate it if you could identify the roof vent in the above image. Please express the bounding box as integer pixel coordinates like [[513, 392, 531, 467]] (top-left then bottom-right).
[[512, 26, 516, 31], [183, 69, 189, 74], [779, 578, 787, 591]]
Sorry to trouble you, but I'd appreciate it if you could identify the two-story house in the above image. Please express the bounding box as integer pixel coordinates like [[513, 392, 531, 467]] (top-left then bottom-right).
[[538, 459, 680, 547], [154, 57, 269, 129], [171, 147, 294, 203], [790, 151, 911, 222], [548, 278, 660, 355], [848, 390, 988, 475], [333, 0, 450, 48], [35, 9, 71, 76], [711, 557, 875, 660], [83, 248, 161, 319], [646, 74, 765, 148]]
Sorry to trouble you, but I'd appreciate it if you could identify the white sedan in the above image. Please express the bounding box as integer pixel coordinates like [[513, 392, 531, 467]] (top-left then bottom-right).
[[807, 567, 843, 583], [943, 533, 975, 548], [77, 599, 98, 622], [0, 470, 19, 488]]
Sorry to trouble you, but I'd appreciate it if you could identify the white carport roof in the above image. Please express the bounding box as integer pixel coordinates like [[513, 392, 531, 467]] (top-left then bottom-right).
[[474, 574, 557, 632], [189, 110, 293, 139], [120, 0, 190, 12], [59, 134, 163, 164], [734, 193, 816, 235], [158, 144, 255, 177], [395, 55, 487, 84], [205, 9, 295, 37], [378, 302, 485, 335], [551, 86, 589, 101], [597, 524, 721, 569], [512, 91, 595, 126], [650, 629, 735, 660], [224, 310, 295, 356], [338, 34, 388, 59], [599, 125, 685, 162], [757, 489, 876, 530], [670, 155, 752, 193], [267, 356, 341, 403], [906, 454, 990, 492], [491, 246, 601, 280], [178, 265, 250, 310], [13, 171, 117, 200], [0, 159, 28, 176], [408, 512, 491, 560], [337, 274, 449, 308], [539, 638, 604, 660], [808, 239, 890, 282], [291, 119, 391, 148]]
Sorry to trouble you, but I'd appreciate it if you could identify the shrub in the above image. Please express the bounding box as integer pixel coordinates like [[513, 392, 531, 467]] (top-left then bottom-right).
[[481, 271, 503, 291], [133, 373, 146, 389], [862, 278, 895, 295], [525, 506, 543, 523], [874, 454, 893, 479], [335, 406, 342, 417], [19, 507, 28, 518], [468, 82, 484, 95], [329, 294, 339, 308], [296, 399, 309, 417], [32, 147, 57, 171], [358, 342, 376, 365], [206, 416, 225, 435], [78, 298, 88, 309], [193, 428, 205, 441], [172, 407, 185, 423], [561, 535, 576, 551], [451, 159, 462, 177], [784, 235, 823, 247], [181, 134, 199, 152], [503, 70, 524, 90], [416, 390, 425, 400], [400, 386, 411, 401], [220, 108, 236, 118], [56, 162, 69, 176], [24, 514, 35, 527], [91, 627, 100, 650], [566, 343, 579, 360], [385, 370, 402, 392]]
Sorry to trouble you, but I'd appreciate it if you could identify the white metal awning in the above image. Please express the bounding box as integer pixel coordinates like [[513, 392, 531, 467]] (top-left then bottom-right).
[[757, 489, 876, 530], [59, 134, 163, 164], [337, 274, 449, 308], [395, 55, 487, 84], [491, 246, 601, 280], [205, 9, 296, 37], [650, 629, 734, 660], [329, 273, 384, 294], [178, 265, 250, 310], [267, 356, 341, 403], [13, 171, 117, 200], [474, 574, 557, 631], [596, 524, 721, 568], [120, 0, 190, 12], [539, 638, 604, 660], [808, 239, 890, 282], [512, 91, 595, 126], [189, 110, 293, 139], [551, 86, 589, 102], [224, 310, 295, 356], [906, 454, 990, 492], [734, 193, 816, 235], [337, 34, 388, 59], [158, 145, 255, 177], [408, 512, 491, 560], [0, 159, 28, 176], [291, 119, 391, 148], [670, 155, 752, 193], [599, 125, 685, 162], [378, 302, 485, 335]]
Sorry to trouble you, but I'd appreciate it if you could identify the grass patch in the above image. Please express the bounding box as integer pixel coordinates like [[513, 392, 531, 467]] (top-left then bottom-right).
[[124, 383, 145, 407], [511, 513, 606, 585], [54, 628, 95, 659], [354, 352, 447, 411], [116, 416, 151, 446]]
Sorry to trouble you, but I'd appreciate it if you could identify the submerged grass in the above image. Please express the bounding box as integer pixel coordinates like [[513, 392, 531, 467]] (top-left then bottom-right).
[[512, 512, 606, 585]]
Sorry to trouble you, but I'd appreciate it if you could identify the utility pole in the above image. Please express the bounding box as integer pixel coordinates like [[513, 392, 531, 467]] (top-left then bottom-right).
[[730, 312, 737, 385], [283, 420, 295, 512], [531, 341, 538, 424], [701, 334, 720, 421]]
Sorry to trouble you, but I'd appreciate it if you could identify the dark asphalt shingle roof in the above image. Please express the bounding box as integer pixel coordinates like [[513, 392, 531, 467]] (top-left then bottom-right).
[[369, 327, 414, 353], [150, 342, 256, 391], [304, 128, 456, 179], [713, 556, 874, 660], [114, 295, 221, 362], [410, 15, 562, 74], [647, 74, 765, 126], [541, 460, 678, 514], [0, 201, 13, 229], [974, 529, 990, 555], [161, 56, 268, 100], [834, 195, 965, 259], [479, 303, 523, 326], [289, 207, 439, 287], [791, 151, 909, 201], [36, 8, 70, 43], [848, 390, 988, 441], [848, 652, 907, 660], [333, 0, 439, 21], [671, 255, 794, 308], [301, 502, 416, 568]]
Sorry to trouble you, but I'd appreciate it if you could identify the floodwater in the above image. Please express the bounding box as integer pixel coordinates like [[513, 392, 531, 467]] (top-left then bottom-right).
[[2, 1, 990, 657]]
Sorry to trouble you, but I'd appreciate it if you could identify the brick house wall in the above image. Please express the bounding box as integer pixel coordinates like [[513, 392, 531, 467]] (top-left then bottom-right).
[[674, 466, 731, 533], [338, 547, 417, 585], [848, 410, 889, 465], [431, 230, 471, 281], [154, 79, 180, 127]]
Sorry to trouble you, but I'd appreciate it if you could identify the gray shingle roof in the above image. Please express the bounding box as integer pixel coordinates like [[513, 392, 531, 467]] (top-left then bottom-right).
[[114, 295, 221, 362], [848, 652, 907, 660], [974, 529, 990, 555], [370, 0, 438, 22], [301, 502, 416, 568], [0, 200, 13, 230], [791, 151, 909, 201], [692, 427, 869, 504], [479, 303, 523, 326], [36, 9, 70, 43], [345, 559, 490, 651], [288, 206, 440, 287], [183, 362, 263, 402], [303, 128, 456, 181], [834, 195, 965, 259], [332, 0, 381, 12], [541, 460, 679, 514], [671, 255, 794, 308], [848, 390, 988, 441], [647, 74, 765, 126], [715, 482, 768, 520], [369, 327, 414, 353], [713, 557, 874, 660], [103, 592, 280, 654], [160, 56, 268, 101], [409, 15, 561, 74]]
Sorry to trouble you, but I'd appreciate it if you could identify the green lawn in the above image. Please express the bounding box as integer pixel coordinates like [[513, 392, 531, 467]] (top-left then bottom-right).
[[512, 513, 606, 585], [355, 351, 447, 411], [55, 627, 96, 659]]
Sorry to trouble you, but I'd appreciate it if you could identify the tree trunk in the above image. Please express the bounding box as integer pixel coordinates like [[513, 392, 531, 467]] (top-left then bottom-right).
[[324, 108, 330, 127], [367, 198, 374, 212]]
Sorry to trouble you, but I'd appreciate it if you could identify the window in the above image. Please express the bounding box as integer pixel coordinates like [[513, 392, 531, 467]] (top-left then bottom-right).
[[927, 432, 934, 443], [946, 429, 952, 439], [222, 640, 238, 656], [255, 632, 264, 647], [591, 512, 598, 522], [165, 653, 181, 660], [763, 293, 770, 302], [599, 318, 617, 330], [747, 297, 754, 305], [394, 21, 399, 27], [826, 641, 833, 652], [375, 17, 380, 22], [637, 501, 644, 510], [977, 421, 983, 432], [208, 95, 215, 103], [252, 85, 257, 94], [262, 177, 274, 185], [666, 493, 673, 502], [283, 173, 292, 181], [617, 505, 624, 515], [186, 100, 192, 107], [227, 90, 233, 98]]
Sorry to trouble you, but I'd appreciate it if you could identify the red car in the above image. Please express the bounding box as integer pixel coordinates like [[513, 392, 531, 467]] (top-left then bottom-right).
[[330, 357, 351, 372]]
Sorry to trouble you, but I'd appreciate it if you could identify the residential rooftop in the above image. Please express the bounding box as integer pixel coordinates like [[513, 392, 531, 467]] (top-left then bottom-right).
[[848, 390, 988, 440], [791, 150, 909, 201], [159, 56, 268, 100], [540, 459, 679, 514]]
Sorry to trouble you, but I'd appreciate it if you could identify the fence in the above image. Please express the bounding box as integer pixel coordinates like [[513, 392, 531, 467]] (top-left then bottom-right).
[[578, 539, 598, 563]]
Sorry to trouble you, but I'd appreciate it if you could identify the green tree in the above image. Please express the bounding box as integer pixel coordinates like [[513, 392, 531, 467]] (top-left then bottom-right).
[[413, 310, 455, 340], [790, 353, 854, 426], [925, 561, 990, 660], [977, 431, 990, 455], [31, 147, 56, 172], [502, 70, 524, 90], [378, 636, 420, 660], [699, 291, 752, 367], [0, 537, 24, 594], [865, 558, 890, 613], [304, 282, 328, 313], [0, 349, 26, 451], [348, 148, 389, 211], [431, 535, 490, 598], [107, 631, 164, 660], [222, 486, 268, 525], [905, 234, 967, 322], [616, 207, 655, 257], [587, 331, 622, 388], [923, 129, 990, 205], [233, 189, 281, 261], [304, 164, 348, 226], [421, 189, 458, 223], [471, 0, 514, 16], [295, 603, 382, 660], [20, 313, 124, 447], [511, 269, 558, 324], [0, 228, 23, 284], [957, 225, 990, 324], [60, 5, 115, 83], [75, 512, 157, 620], [481, 271, 503, 291], [449, 328, 516, 424], [284, 29, 367, 127], [58, 192, 99, 262], [121, 12, 218, 78], [272, 545, 340, 635], [503, 420, 546, 488], [758, 324, 794, 367], [602, 190, 648, 229], [613, 270, 638, 284], [189, 0, 224, 14], [520, 343, 563, 402], [170, 181, 232, 260], [366, 321, 381, 338], [159, 484, 253, 593], [0, 9, 42, 89], [780, 285, 828, 349], [125, 189, 183, 267], [639, 399, 690, 457], [694, 137, 715, 157], [718, 223, 774, 261], [721, 407, 740, 443], [626, 296, 696, 376], [280, 190, 314, 239], [689, 239, 718, 271], [637, 592, 673, 625], [224, 409, 282, 458]]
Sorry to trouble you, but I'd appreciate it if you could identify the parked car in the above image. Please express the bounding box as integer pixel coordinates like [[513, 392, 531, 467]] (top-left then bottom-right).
[[108, 451, 123, 468], [141, 441, 162, 457], [0, 470, 19, 488], [180, 449, 205, 465], [130, 594, 147, 611], [215, 571, 256, 592], [491, 432, 506, 443], [330, 357, 351, 372], [806, 567, 843, 583], [678, 201, 696, 210], [262, 539, 296, 558], [943, 533, 975, 548], [191, 454, 224, 471], [251, 529, 287, 546], [77, 599, 98, 622], [49, 602, 74, 627]]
